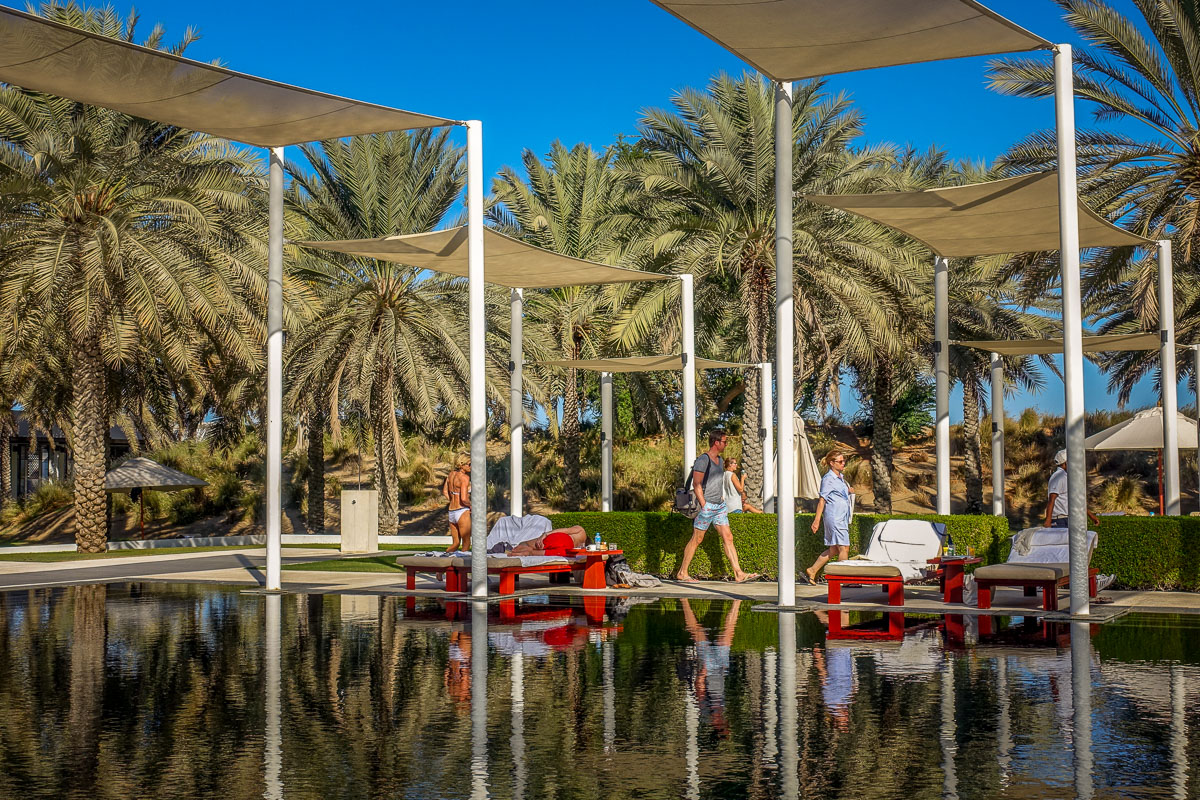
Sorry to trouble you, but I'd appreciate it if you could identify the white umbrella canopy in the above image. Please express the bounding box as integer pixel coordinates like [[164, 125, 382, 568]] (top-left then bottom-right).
[[773, 413, 821, 501], [1084, 408, 1198, 451], [105, 457, 208, 493]]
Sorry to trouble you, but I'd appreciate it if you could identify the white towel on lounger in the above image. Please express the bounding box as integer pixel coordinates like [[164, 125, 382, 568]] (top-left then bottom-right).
[[451, 552, 570, 567]]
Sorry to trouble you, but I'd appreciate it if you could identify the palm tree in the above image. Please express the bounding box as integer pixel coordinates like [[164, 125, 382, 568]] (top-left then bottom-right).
[[617, 74, 916, 507], [986, 0, 1200, 401], [0, 6, 267, 551], [489, 142, 631, 511], [286, 131, 468, 534]]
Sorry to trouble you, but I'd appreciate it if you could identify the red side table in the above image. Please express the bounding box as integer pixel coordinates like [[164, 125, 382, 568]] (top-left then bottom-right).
[[566, 548, 622, 589], [928, 557, 982, 603]]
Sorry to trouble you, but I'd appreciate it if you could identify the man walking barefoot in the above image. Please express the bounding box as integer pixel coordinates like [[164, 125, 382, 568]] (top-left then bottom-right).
[[676, 429, 758, 583]]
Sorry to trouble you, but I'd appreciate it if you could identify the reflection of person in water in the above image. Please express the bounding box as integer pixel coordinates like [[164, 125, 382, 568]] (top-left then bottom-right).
[[811, 610, 856, 731], [444, 628, 472, 709], [682, 598, 741, 736]]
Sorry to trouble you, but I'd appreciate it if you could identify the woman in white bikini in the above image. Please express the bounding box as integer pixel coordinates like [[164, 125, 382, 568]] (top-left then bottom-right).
[[442, 455, 472, 552]]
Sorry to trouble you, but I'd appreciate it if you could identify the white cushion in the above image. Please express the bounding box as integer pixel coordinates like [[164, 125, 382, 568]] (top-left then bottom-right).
[[862, 520, 946, 564]]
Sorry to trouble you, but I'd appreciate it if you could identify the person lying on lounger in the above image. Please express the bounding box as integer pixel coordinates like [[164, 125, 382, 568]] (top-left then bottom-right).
[[507, 525, 588, 556]]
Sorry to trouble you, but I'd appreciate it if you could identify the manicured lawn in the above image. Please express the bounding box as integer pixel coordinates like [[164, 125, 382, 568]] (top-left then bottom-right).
[[0, 545, 258, 562]]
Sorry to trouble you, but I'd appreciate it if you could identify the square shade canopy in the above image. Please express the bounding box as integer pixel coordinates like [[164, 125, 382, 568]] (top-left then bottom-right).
[[649, 0, 1049, 81], [534, 355, 753, 372], [0, 5, 451, 146], [806, 172, 1153, 257], [954, 332, 1160, 356], [299, 228, 675, 289]]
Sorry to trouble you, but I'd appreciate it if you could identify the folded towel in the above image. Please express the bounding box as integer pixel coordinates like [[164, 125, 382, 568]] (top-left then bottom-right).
[[450, 552, 569, 567]]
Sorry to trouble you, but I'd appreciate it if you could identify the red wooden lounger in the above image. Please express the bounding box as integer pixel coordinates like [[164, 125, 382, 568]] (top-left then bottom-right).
[[974, 564, 1098, 611], [396, 556, 463, 592]]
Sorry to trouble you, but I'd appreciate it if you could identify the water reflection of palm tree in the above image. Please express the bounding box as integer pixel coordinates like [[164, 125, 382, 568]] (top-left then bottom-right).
[[681, 599, 740, 736], [68, 584, 106, 797]]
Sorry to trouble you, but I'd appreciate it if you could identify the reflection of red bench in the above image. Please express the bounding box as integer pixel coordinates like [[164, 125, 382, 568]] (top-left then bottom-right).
[[974, 565, 1097, 611], [826, 610, 906, 640]]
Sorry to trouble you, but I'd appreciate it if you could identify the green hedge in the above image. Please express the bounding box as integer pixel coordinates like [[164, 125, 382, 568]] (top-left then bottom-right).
[[547, 512, 1008, 580], [1091, 516, 1200, 590], [547, 511, 1200, 589]]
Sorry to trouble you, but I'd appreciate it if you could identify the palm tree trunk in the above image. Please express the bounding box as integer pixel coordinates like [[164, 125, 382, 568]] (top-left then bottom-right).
[[870, 360, 894, 514], [963, 378, 983, 514], [0, 410, 12, 503], [307, 405, 326, 533], [71, 332, 108, 553], [742, 276, 770, 505], [373, 379, 399, 537], [563, 367, 581, 511]]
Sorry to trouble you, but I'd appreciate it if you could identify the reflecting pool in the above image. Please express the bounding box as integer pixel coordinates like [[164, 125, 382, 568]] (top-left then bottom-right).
[[0, 585, 1196, 799]]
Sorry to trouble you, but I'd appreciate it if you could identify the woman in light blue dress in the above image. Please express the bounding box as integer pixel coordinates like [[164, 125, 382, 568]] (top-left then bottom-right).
[[804, 451, 853, 584]]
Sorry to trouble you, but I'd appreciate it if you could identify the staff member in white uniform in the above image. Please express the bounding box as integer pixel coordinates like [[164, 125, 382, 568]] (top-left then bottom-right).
[[1044, 449, 1099, 528]]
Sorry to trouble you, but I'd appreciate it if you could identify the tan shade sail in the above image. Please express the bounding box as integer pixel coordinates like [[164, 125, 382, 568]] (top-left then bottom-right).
[[299, 228, 674, 289], [535, 355, 753, 372], [0, 6, 451, 146], [954, 333, 1160, 356], [806, 172, 1153, 257], [650, 0, 1049, 81]]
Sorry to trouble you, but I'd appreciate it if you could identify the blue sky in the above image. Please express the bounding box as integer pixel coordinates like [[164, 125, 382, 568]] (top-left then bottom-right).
[[118, 0, 1193, 419]]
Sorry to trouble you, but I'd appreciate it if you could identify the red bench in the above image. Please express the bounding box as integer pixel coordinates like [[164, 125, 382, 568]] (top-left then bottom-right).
[[975, 565, 1098, 611]]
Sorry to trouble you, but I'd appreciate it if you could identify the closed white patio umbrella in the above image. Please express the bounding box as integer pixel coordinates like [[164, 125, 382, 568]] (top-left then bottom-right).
[[1084, 408, 1199, 515], [772, 413, 820, 503]]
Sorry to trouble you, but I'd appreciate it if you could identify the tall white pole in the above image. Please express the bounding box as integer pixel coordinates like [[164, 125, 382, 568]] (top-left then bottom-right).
[[680, 274, 697, 481], [990, 352, 1006, 516], [775, 80, 796, 606], [466, 121, 488, 598], [510, 288, 524, 517], [761, 362, 774, 511], [935, 256, 951, 516], [1159, 240, 1180, 515], [266, 146, 284, 592], [1055, 45, 1089, 616], [601, 371, 614, 512]]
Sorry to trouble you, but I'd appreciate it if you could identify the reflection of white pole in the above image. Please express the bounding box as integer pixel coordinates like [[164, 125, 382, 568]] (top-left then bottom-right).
[[511, 652, 526, 800], [510, 288, 524, 517], [775, 80, 796, 606], [264, 593, 282, 800], [470, 601, 489, 800], [1055, 45, 1089, 616], [1160, 241, 1180, 515], [603, 640, 616, 753], [1171, 666, 1188, 800], [681, 275, 697, 482], [761, 363, 774, 511], [777, 613, 797, 800], [941, 661, 958, 800], [467, 121, 487, 598], [684, 684, 699, 800], [266, 146, 284, 592], [935, 256, 950, 516], [763, 647, 778, 768], [997, 656, 1012, 785], [1070, 621, 1094, 800], [990, 353, 1006, 516], [601, 372, 614, 512]]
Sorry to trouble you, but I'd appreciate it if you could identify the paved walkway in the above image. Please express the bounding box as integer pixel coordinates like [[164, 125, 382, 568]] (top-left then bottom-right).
[[1, 547, 1197, 617]]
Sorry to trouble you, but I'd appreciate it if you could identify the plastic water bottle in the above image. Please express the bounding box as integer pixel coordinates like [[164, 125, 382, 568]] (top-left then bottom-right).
[[594, 532, 601, 548]]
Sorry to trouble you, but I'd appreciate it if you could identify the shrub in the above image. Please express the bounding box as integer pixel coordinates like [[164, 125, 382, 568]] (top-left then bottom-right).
[[547, 511, 1009, 579], [1091, 516, 1200, 590], [1096, 477, 1149, 514], [24, 481, 73, 518]]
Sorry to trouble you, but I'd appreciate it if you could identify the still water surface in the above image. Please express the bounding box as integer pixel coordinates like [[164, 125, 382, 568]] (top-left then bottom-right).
[[0, 584, 1196, 799]]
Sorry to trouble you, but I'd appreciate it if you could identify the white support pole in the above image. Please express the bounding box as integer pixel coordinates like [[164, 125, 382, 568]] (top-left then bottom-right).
[[266, 146, 284, 592], [470, 601, 489, 800], [466, 121, 488, 598], [1159, 240, 1180, 515], [775, 80, 796, 606], [990, 352, 1006, 516], [777, 612, 798, 799], [760, 362, 774, 511], [935, 256, 951, 516], [601, 371, 614, 512], [1055, 44, 1089, 616], [510, 288, 524, 517], [680, 274, 697, 481]]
